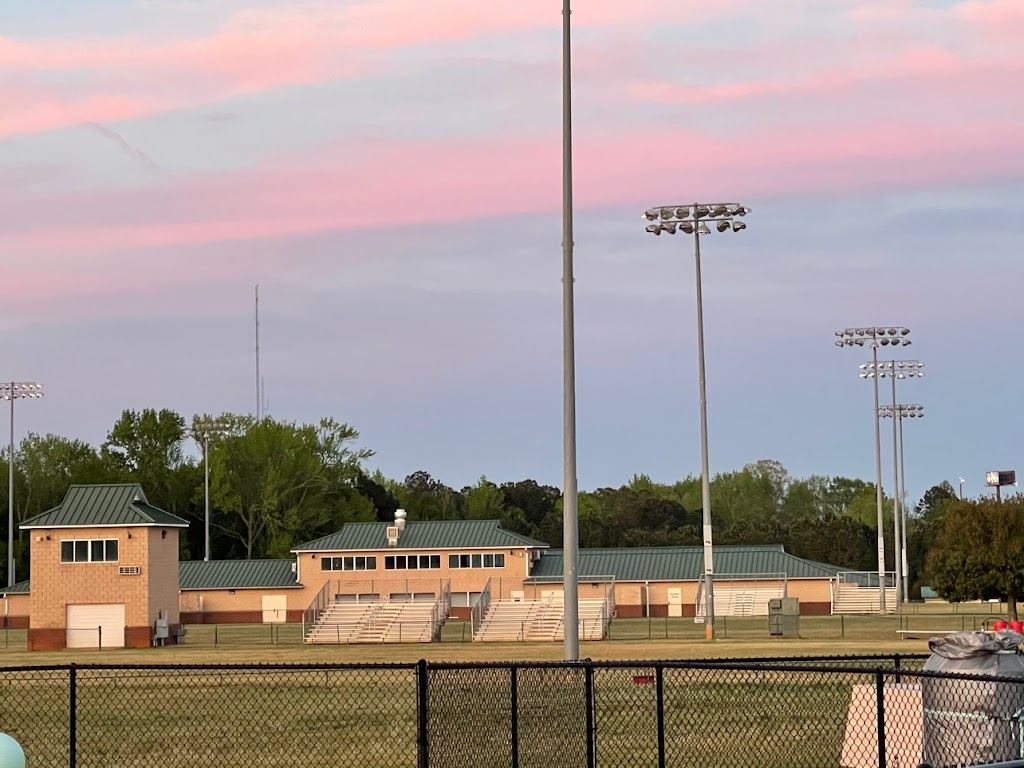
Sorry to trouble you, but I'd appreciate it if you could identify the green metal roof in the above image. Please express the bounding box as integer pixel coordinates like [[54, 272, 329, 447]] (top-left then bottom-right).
[[1, 580, 29, 596], [294, 520, 548, 553], [179, 560, 299, 590], [20, 484, 190, 529], [527, 545, 841, 583]]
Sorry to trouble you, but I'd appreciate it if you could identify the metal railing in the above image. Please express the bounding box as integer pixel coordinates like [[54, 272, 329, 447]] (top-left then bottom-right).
[[470, 577, 491, 636], [300, 579, 334, 639], [5, 655, 1024, 768]]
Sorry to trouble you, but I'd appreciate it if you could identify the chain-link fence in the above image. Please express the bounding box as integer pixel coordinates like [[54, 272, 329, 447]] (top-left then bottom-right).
[[0, 656, 1020, 767]]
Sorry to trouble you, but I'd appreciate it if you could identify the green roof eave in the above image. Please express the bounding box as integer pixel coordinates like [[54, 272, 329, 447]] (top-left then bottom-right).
[[179, 559, 300, 591], [1, 580, 29, 595], [293, 519, 549, 553], [20, 484, 189, 529]]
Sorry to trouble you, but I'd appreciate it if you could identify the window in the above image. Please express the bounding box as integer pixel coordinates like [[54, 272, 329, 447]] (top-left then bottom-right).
[[449, 552, 506, 569], [382, 554, 441, 571], [60, 539, 118, 563], [321, 556, 377, 571]]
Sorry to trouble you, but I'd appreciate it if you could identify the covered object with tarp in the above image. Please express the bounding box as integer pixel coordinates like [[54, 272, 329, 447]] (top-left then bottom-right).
[[922, 630, 1024, 768]]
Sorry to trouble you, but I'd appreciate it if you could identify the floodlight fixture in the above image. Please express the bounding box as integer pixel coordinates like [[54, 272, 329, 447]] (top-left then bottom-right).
[[643, 201, 751, 640], [191, 419, 232, 562], [0, 381, 44, 588]]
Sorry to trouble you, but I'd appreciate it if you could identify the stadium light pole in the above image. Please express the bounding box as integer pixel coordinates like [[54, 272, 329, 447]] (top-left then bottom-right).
[[0, 382, 44, 588], [859, 360, 924, 608], [643, 203, 751, 640], [958, 477, 965, 500], [560, 0, 580, 661], [835, 327, 911, 614], [191, 421, 231, 562], [880, 403, 924, 604]]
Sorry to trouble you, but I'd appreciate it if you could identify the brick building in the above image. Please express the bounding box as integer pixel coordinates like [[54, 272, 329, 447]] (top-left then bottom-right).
[[19, 484, 187, 651]]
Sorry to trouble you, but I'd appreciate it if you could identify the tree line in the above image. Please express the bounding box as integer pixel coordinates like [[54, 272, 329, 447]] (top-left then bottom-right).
[[0, 408, 981, 606]]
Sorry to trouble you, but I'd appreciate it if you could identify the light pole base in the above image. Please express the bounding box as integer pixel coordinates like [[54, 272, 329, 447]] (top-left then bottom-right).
[[705, 622, 714, 641]]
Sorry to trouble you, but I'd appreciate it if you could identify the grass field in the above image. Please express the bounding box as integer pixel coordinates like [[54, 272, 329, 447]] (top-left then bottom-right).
[[0, 650, 921, 768], [0, 606, 999, 766]]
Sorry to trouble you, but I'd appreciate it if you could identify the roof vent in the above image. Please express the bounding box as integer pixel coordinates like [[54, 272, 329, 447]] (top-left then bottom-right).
[[386, 526, 399, 547], [395, 508, 407, 532]]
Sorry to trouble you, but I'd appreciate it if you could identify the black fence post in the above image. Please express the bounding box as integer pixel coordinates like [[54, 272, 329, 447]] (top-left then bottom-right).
[[875, 669, 887, 768], [584, 663, 597, 768], [655, 665, 666, 768], [894, 655, 902, 684], [511, 666, 520, 768], [69, 664, 77, 768], [417, 658, 430, 768]]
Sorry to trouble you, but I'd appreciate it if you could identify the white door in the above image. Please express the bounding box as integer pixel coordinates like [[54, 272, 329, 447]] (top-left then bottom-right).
[[66, 604, 125, 648], [262, 595, 287, 623], [668, 588, 683, 618]]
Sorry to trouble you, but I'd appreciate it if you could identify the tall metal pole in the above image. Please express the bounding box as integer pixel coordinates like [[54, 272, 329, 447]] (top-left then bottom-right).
[[560, 0, 579, 661], [898, 412, 909, 604], [7, 386, 13, 588], [204, 433, 211, 562], [255, 285, 261, 421], [890, 375, 902, 607], [870, 345, 887, 613], [693, 230, 716, 639]]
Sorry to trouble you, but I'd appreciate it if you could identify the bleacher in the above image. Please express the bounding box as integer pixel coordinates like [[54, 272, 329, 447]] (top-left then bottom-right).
[[695, 574, 787, 618], [832, 582, 899, 614], [714, 585, 786, 616], [473, 595, 610, 642], [304, 599, 441, 643]]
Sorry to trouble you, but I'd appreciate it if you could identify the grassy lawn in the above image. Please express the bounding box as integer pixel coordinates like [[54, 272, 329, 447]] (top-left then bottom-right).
[[0, 622, 936, 666], [0, 608, 994, 766]]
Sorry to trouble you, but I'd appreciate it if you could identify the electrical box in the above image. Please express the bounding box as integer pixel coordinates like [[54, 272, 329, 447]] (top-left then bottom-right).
[[154, 610, 169, 644], [768, 597, 800, 638]]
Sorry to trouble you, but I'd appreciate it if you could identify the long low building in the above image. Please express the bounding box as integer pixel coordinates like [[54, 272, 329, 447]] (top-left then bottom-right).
[[3, 483, 893, 650]]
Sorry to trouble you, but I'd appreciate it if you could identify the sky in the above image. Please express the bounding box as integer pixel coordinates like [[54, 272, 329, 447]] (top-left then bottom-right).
[[1, 0, 1023, 508]]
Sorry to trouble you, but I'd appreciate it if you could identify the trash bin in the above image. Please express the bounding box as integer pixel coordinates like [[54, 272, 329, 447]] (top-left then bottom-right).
[[922, 630, 1024, 768]]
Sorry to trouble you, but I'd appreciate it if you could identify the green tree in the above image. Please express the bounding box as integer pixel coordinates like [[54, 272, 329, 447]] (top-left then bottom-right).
[[928, 496, 1024, 620], [500, 480, 561, 529], [401, 471, 464, 521], [355, 470, 401, 522], [101, 408, 189, 515], [463, 477, 505, 520], [8, 433, 112, 580], [210, 416, 373, 558]]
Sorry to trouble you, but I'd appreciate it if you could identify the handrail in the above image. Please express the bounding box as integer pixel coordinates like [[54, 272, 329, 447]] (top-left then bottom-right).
[[471, 578, 492, 636], [301, 580, 335, 640]]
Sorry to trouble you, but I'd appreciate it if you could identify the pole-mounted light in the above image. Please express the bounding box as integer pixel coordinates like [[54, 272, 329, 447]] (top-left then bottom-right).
[[645, 201, 750, 640], [835, 327, 912, 614], [878, 404, 924, 418], [191, 420, 231, 562], [0, 382, 44, 588], [864, 360, 923, 605]]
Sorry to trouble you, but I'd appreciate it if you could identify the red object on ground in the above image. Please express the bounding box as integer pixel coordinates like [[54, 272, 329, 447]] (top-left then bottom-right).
[[1010, 620, 1023, 633], [994, 620, 1008, 631]]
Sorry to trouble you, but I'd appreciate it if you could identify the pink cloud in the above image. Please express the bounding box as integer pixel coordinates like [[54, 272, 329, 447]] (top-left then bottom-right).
[[0, 0, 708, 140], [629, 46, 1023, 110], [3, 109, 1021, 277]]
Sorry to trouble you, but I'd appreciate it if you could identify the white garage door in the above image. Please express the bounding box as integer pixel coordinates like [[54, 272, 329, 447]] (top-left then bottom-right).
[[66, 604, 125, 649], [261, 595, 287, 623]]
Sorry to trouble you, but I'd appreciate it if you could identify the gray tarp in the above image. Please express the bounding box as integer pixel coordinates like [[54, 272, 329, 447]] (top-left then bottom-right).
[[922, 630, 1024, 768]]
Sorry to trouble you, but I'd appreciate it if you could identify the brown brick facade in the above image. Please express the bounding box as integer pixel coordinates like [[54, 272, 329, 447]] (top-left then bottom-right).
[[27, 628, 66, 651], [26, 526, 181, 650]]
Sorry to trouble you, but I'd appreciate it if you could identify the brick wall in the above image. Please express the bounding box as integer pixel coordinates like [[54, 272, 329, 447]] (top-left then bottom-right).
[[29, 526, 150, 630], [147, 528, 181, 626]]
